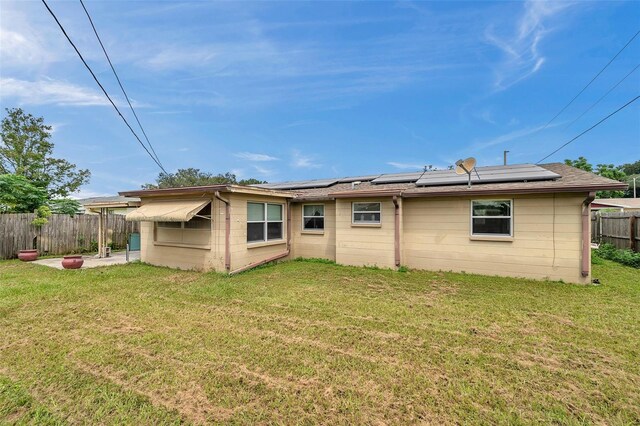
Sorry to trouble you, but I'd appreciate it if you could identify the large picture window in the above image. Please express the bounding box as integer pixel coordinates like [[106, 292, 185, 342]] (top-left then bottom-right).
[[247, 202, 283, 243], [303, 204, 324, 230], [471, 200, 512, 236], [352, 202, 381, 224]]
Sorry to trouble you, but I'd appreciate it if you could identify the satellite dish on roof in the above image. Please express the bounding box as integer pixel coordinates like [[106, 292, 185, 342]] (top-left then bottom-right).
[[455, 157, 476, 175], [455, 157, 478, 188]]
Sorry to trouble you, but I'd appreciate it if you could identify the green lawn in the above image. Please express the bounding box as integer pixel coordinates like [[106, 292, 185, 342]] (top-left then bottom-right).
[[1, 258, 639, 425]]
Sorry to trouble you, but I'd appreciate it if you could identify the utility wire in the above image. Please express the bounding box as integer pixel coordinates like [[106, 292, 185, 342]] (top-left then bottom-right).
[[536, 95, 639, 164], [563, 63, 640, 130], [41, 0, 168, 174], [538, 29, 640, 133], [79, 0, 164, 169]]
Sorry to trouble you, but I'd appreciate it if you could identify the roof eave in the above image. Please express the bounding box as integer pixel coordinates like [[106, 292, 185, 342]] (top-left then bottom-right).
[[119, 184, 293, 198], [401, 183, 628, 198]]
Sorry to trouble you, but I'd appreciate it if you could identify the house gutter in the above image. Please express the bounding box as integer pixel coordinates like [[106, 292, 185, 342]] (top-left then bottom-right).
[[581, 192, 596, 278], [392, 195, 401, 267], [228, 199, 292, 275], [214, 191, 231, 271]]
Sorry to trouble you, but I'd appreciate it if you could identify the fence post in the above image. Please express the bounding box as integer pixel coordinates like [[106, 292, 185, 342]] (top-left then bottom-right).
[[630, 215, 637, 252]]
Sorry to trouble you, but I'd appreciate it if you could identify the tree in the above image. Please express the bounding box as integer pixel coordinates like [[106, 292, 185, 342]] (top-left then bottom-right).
[[0, 174, 47, 213], [594, 163, 627, 198], [48, 198, 82, 216], [238, 177, 267, 185], [620, 160, 640, 176], [564, 157, 628, 198], [0, 108, 90, 197], [142, 168, 266, 189], [564, 157, 593, 172]]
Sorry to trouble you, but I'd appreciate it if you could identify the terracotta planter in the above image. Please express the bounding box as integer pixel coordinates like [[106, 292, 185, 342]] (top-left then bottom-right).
[[18, 250, 38, 262], [61, 255, 84, 269]]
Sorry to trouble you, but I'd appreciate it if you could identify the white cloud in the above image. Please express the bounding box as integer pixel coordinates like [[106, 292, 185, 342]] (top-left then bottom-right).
[[291, 150, 321, 169], [0, 28, 59, 69], [0, 77, 112, 106], [473, 121, 562, 150], [70, 189, 115, 200], [485, 1, 571, 90], [252, 164, 276, 176], [234, 152, 279, 162], [387, 161, 423, 170]]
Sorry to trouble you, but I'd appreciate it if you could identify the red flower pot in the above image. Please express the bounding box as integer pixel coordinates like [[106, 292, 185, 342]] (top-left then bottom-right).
[[18, 250, 38, 262], [61, 255, 84, 269]]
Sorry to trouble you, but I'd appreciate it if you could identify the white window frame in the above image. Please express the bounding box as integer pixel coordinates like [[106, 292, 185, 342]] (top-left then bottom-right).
[[302, 204, 325, 231], [470, 199, 513, 237], [352, 202, 381, 225], [247, 202, 284, 243]]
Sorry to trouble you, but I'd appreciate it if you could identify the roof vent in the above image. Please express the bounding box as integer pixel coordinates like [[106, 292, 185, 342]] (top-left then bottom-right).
[[351, 181, 362, 189]]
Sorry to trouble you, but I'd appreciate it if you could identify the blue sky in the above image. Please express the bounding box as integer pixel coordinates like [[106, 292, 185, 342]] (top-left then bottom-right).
[[1, 0, 639, 198]]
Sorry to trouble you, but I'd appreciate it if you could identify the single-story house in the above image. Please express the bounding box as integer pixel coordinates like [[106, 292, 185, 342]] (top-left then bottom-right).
[[119, 163, 627, 283], [591, 197, 640, 212]]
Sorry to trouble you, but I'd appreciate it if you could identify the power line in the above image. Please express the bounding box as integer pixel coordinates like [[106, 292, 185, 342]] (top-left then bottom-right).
[[538, 29, 640, 133], [563, 63, 640, 130], [79, 0, 164, 169], [41, 0, 168, 174], [536, 95, 639, 164]]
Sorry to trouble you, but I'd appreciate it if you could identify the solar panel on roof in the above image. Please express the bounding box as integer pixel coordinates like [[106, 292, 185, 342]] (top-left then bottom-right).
[[371, 172, 423, 184], [415, 164, 560, 187], [253, 178, 340, 190], [337, 175, 381, 183]]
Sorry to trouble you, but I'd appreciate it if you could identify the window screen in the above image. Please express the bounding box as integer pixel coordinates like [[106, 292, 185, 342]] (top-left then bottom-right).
[[471, 200, 512, 236], [303, 204, 324, 230], [352, 202, 381, 224], [247, 202, 284, 242]]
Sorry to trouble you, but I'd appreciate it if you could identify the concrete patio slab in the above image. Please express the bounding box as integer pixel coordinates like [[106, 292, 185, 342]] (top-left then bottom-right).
[[33, 251, 140, 269]]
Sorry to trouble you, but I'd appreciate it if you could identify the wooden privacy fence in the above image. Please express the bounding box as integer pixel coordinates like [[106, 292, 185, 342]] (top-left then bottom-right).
[[0, 213, 139, 259], [591, 211, 639, 252]]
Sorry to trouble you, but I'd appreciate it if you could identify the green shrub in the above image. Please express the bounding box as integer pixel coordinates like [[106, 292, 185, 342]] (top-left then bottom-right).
[[595, 243, 640, 269]]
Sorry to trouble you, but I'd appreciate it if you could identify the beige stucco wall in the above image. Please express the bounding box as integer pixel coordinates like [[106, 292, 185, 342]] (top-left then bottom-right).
[[289, 201, 337, 261], [137, 191, 590, 283], [335, 198, 396, 268], [227, 193, 290, 272], [402, 193, 589, 283], [139, 193, 291, 272], [139, 196, 224, 271]]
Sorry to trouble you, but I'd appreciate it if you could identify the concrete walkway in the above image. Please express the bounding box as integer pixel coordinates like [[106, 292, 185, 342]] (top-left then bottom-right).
[[33, 251, 140, 269]]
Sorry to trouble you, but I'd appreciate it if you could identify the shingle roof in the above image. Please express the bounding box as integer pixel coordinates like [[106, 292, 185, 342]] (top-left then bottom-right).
[[592, 198, 640, 208], [77, 196, 140, 205], [118, 163, 628, 201], [289, 163, 627, 200]]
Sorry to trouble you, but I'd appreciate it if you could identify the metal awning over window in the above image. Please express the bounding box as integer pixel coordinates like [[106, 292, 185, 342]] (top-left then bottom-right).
[[126, 199, 210, 222]]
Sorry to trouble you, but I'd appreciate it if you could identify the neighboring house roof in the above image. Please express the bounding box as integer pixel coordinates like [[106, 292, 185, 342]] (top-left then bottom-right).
[[591, 198, 640, 209], [77, 196, 141, 210], [118, 163, 627, 200]]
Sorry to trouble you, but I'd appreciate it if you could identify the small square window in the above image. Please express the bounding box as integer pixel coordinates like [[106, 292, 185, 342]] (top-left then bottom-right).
[[247, 202, 284, 242], [471, 200, 512, 236], [303, 204, 325, 230], [352, 202, 381, 224]]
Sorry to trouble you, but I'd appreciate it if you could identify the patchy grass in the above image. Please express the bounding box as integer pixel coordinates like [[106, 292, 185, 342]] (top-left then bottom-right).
[[0, 259, 638, 424]]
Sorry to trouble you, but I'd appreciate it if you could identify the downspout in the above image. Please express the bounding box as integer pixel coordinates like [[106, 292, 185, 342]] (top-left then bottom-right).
[[392, 195, 401, 267], [214, 191, 231, 272], [581, 192, 596, 278], [286, 199, 292, 252], [228, 198, 292, 275]]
